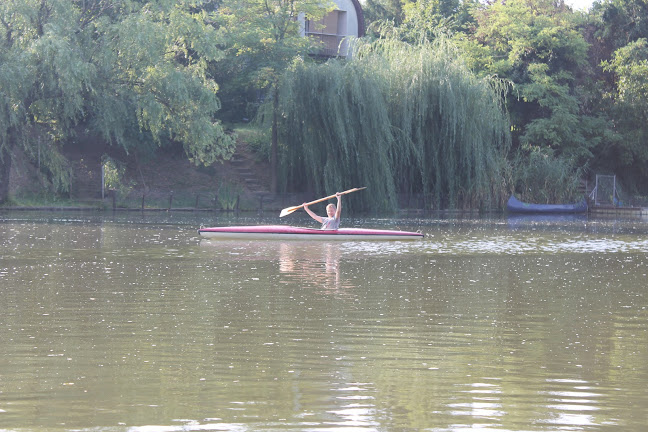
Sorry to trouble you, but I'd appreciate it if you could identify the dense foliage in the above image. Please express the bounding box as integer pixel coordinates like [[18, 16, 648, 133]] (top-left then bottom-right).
[[276, 36, 510, 212], [2, 0, 648, 209], [359, 0, 648, 204], [0, 0, 235, 202], [213, 0, 334, 192], [454, 0, 599, 203]]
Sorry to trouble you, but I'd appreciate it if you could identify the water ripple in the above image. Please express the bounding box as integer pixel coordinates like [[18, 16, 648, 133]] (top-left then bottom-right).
[[342, 234, 648, 256]]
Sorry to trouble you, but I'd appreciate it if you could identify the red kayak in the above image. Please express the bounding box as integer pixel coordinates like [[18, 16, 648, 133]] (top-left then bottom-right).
[[198, 225, 424, 241]]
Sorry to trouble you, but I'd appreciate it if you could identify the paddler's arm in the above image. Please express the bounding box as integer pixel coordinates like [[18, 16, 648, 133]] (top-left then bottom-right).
[[303, 203, 323, 223], [334, 192, 342, 220]]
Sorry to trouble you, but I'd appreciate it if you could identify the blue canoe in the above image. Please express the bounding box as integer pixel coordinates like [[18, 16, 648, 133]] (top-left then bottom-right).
[[507, 195, 588, 214]]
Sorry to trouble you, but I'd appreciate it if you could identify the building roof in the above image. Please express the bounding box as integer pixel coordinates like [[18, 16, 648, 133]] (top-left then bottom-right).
[[348, 0, 365, 37]]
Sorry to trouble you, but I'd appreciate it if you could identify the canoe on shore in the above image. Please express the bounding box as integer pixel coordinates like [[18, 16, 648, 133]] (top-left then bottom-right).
[[507, 195, 588, 214], [198, 225, 424, 241]]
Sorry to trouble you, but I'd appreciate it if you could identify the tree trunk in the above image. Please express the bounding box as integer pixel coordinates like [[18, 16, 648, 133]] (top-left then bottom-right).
[[270, 85, 279, 194], [0, 144, 13, 204]]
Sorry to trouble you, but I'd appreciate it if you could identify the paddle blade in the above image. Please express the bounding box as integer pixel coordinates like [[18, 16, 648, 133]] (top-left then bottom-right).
[[279, 206, 301, 218]]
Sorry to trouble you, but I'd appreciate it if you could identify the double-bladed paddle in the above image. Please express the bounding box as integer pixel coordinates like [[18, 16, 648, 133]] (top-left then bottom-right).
[[279, 187, 366, 218]]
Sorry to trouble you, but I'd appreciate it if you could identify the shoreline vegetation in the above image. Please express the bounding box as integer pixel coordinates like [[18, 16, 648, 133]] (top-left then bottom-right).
[[4, 121, 647, 214], [3, 1, 648, 212]]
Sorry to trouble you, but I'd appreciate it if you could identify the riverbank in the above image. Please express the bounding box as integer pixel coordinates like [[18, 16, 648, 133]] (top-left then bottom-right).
[[4, 133, 646, 215], [4, 128, 276, 212]]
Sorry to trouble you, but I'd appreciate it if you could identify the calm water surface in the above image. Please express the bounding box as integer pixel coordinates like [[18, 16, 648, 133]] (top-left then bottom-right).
[[1, 211, 647, 431]]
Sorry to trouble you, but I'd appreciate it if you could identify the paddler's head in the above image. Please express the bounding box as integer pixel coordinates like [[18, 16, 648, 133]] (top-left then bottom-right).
[[326, 204, 336, 217]]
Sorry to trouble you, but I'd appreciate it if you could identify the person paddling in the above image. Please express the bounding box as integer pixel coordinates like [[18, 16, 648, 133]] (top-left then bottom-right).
[[303, 192, 342, 230]]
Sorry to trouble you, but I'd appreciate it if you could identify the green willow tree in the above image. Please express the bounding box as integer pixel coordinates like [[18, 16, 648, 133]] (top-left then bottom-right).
[[277, 36, 511, 212], [0, 0, 234, 204], [277, 58, 397, 213], [215, 0, 334, 193]]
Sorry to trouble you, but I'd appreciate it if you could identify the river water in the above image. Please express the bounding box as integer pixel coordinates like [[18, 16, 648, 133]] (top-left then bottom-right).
[[1, 211, 647, 431]]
